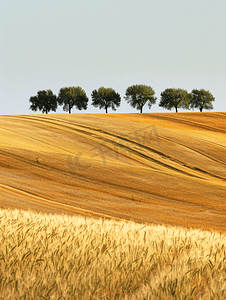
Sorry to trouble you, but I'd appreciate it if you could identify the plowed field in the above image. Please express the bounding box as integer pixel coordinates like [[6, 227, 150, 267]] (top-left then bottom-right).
[[0, 112, 225, 232]]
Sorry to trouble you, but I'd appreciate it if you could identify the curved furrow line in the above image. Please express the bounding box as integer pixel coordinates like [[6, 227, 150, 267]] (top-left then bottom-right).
[[0, 126, 76, 155], [50, 119, 226, 182], [17, 114, 226, 154], [16, 116, 206, 179], [218, 112, 226, 117], [1, 169, 224, 217], [0, 149, 103, 187], [0, 149, 158, 200], [38, 116, 226, 181], [0, 183, 122, 221], [159, 134, 226, 166], [0, 153, 200, 211], [192, 136, 226, 151], [6, 116, 167, 165], [10, 115, 226, 181], [147, 114, 226, 134], [27, 116, 224, 180], [0, 149, 55, 172], [3, 116, 157, 169], [2, 114, 226, 232], [0, 149, 93, 184], [0, 144, 208, 211], [195, 112, 226, 124]]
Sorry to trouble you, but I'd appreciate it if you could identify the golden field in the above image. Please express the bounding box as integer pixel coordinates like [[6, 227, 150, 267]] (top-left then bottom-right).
[[0, 112, 226, 231], [0, 209, 226, 299], [0, 112, 226, 299]]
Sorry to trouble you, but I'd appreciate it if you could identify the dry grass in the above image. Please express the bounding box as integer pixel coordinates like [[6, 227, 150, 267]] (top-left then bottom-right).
[[1, 209, 226, 299]]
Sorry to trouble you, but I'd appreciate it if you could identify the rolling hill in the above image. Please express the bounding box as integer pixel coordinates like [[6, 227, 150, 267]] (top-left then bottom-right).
[[0, 112, 226, 232]]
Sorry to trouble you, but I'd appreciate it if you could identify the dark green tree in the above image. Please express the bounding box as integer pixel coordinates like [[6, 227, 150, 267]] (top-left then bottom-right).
[[58, 86, 89, 113], [159, 88, 192, 113], [190, 89, 215, 112], [91, 87, 121, 113], [124, 84, 157, 113], [29, 90, 57, 114]]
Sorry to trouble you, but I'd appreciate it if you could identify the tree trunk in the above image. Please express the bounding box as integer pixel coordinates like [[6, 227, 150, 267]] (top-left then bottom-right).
[[140, 106, 143, 113], [69, 106, 71, 114], [200, 107, 203, 112], [105, 106, 108, 113], [175, 106, 178, 113]]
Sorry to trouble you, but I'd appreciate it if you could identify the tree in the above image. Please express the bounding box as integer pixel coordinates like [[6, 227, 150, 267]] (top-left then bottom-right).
[[29, 90, 57, 114], [58, 86, 89, 114], [124, 84, 156, 113], [190, 89, 215, 112], [159, 88, 192, 113], [91, 87, 121, 113]]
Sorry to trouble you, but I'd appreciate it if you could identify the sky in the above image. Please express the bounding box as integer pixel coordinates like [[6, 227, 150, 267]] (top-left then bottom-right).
[[0, 0, 226, 115]]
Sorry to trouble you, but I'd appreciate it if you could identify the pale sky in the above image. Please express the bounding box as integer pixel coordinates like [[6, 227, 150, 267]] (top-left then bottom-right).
[[0, 0, 225, 115]]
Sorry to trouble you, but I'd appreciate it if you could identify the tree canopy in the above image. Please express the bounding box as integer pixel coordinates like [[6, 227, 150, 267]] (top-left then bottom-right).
[[91, 87, 121, 113], [29, 85, 216, 114], [58, 86, 89, 114], [159, 88, 192, 113], [124, 84, 156, 113], [190, 89, 215, 112], [29, 90, 57, 114]]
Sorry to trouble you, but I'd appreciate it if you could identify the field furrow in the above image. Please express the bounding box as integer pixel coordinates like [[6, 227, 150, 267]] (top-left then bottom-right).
[[0, 112, 225, 232]]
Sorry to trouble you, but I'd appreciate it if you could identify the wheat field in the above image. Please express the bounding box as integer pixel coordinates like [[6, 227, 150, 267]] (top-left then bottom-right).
[[0, 208, 225, 299], [0, 112, 226, 298], [0, 112, 226, 232]]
